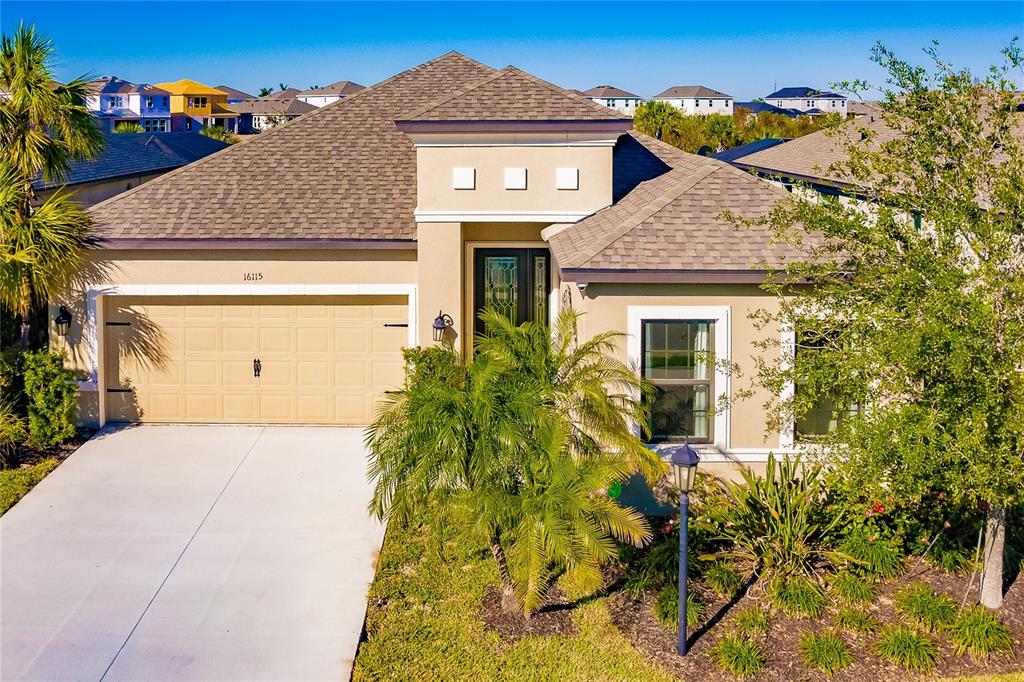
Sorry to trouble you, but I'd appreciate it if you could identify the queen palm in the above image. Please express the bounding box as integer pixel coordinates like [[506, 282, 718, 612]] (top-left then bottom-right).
[[0, 23, 102, 346], [367, 309, 665, 614]]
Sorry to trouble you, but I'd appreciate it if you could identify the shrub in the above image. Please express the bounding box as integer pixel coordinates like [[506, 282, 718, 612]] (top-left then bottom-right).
[[623, 526, 681, 598], [829, 572, 874, 604], [837, 529, 904, 579], [799, 629, 853, 675], [199, 125, 238, 144], [733, 605, 770, 635], [949, 607, 1014, 660], [0, 458, 58, 514], [927, 542, 974, 574], [711, 633, 766, 678], [834, 607, 877, 635], [113, 121, 143, 133], [894, 583, 956, 632], [21, 350, 76, 447], [769, 575, 826, 618], [709, 453, 845, 579], [0, 402, 27, 468], [705, 561, 743, 598], [873, 625, 938, 671], [653, 583, 703, 629]]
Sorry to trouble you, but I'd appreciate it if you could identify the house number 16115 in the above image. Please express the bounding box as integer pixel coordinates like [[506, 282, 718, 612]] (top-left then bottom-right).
[[243, 272, 263, 281]]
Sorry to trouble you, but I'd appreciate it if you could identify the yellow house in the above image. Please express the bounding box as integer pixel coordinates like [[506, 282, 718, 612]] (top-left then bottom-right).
[[154, 78, 238, 133]]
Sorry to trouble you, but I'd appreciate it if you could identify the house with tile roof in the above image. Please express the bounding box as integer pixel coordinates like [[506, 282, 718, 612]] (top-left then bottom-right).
[[84, 76, 172, 132], [764, 87, 847, 114], [296, 80, 366, 107], [582, 85, 643, 116], [653, 85, 733, 116], [57, 52, 815, 474], [233, 96, 317, 133], [155, 79, 239, 133]]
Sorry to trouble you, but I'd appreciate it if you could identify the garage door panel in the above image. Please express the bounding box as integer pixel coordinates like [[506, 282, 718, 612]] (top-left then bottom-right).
[[297, 361, 331, 387], [334, 328, 370, 353], [148, 393, 185, 420], [296, 394, 331, 421], [222, 360, 255, 387], [222, 327, 256, 353], [184, 327, 220, 353], [296, 327, 330, 353], [372, 362, 404, 388], [185, 394, 219, 421], [184, 360, 219, 387], [259, 328, 293, 353], [259, 394, 293, 421], [335, 394, 370, 423], [222, 394, 255, 421]]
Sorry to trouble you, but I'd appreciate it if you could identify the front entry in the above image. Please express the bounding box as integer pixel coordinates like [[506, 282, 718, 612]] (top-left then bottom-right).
[[472, 248, 550, 336]]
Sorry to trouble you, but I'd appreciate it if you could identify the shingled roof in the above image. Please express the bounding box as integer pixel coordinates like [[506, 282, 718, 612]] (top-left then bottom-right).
[[89, 52, 497, 244], [583, 85, 642, 99], [297, 80, 365, 97], [399, 66, 630, 121], [230, 97, 317, 116], [654, 85, 732, 99], [547, 134, 803, 279]]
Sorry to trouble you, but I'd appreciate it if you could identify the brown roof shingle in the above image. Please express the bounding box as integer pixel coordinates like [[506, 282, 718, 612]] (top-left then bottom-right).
[[583, 85, 642, 99], [89, 52, 496, 243], [654, 85, 732, 99], [297, 80, 365, 97]]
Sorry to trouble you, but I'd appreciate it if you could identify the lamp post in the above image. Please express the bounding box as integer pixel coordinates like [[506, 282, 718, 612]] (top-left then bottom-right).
[[667, 441, 700, 656]]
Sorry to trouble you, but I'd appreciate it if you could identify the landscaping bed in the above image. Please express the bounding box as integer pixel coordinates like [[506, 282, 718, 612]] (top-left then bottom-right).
[[0, 429, 91, 516]]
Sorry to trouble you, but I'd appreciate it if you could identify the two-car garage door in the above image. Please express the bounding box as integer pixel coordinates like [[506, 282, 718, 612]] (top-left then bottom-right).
[[103, 295, 408, 425]]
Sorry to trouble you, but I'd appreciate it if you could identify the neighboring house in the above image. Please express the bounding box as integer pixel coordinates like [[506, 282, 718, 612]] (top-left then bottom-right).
[[296, 80, 366, 107], [653, 86, 733, 115], [233, 96, 317, 133], [216, 85, 256, 105], [63, 52, 815, 476], [84, 76, 172, 133], [582, 85, 643, 115], [262, 87, 302, 100], [155, 79, 239, 133], [711, 138, 789, 164], [848, 100, 882, 117], [32, 132, 228, 207], [764, 87, 847, 114], [735, 101, 804, 119]]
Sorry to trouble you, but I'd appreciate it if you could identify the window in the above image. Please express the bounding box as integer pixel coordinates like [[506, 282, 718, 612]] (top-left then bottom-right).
[[793, 331, 859, 440], [145, 96, 153, 108], [187, 96, 207, 108], [695, 99, 700, 107], [707, 99, 712, 106], [162, 96, 169, 107], [142, 118, 167, 132], [107, 95, 123, 109], [473, 248, 549, 336], [642, 320, 714, 442], [185, 118, 192, 131]]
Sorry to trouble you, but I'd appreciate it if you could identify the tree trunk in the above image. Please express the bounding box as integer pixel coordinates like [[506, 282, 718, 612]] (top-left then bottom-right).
[[980, 505, 1005, 610], [489, 537, 518, 614]]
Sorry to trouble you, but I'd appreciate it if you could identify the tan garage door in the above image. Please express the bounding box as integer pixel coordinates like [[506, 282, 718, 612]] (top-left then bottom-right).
[[103, 295, 408, 424]]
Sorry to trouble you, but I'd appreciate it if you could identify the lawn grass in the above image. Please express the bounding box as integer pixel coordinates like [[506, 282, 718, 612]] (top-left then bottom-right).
[[0, 459, 58, 515], [352, 520, 673, 681]]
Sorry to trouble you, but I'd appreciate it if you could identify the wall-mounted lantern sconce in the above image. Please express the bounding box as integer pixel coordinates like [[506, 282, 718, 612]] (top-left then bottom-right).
[[432, 310, 453, 343], [54, 306, 73, 337]]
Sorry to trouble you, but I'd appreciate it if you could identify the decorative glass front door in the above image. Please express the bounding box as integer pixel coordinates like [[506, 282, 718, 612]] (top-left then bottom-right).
[[473, 248, 550, 336]]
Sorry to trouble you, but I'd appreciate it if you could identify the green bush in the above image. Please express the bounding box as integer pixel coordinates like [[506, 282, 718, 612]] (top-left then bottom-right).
[[705, 561, 743, 598], [834, 606, 877, 635], [837, 529, 904, 579], [653, 583, 703, 630], [894, 583, 956, 632], [769, 575, 827, 618], [799, 629, 853, 675], [873, 625, 938, 671], [927, 542, 974, 574], [21, 350, 76, 447], [0, 458, 58, 514], [829, 572, 874, 604], [949, 607, 1014, 660], [710, 633, 766, 678], [733, 605, 770, 635], [0, 402, 27, 468]]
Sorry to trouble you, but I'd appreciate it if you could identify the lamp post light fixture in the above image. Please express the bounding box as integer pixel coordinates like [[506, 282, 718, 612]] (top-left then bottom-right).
[[432, 310, 453, 343], [54, 306, 73, 337], [667, 441, 701, 656]]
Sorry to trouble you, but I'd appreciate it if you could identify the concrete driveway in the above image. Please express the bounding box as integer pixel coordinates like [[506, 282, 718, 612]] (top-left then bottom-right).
[[1, 425, 385, 681]]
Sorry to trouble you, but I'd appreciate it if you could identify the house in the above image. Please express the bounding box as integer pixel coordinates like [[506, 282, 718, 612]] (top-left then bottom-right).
[[847, 100, 881, 117], [84, 76, 172, 132], [296, 80, 366, 107], [216, 85, 256, 105], [154, 79, 239, 133], [32, 132, 228, 207], [764, 87, 847, 114], [735, 101, 804, 119], [233, 96, 317, 134], [262, 87, 301, 100], [653, 86, 733, 115], [59, 52, 811, 476], [582, 86, 643, 115]]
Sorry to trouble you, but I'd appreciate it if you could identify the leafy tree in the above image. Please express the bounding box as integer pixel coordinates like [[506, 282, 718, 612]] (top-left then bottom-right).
[[113, 121, 143, 133], [0, 23, 101, 347], [198, 125, 237, 144], [367, 310, 664, 614], [633, 100, 683, 141], [734, 43, 1024, 609]]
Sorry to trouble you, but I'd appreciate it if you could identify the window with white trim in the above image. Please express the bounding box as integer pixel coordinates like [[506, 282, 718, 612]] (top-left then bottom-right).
[[642, 320, 714, 442], [793, 330, 860, 440]]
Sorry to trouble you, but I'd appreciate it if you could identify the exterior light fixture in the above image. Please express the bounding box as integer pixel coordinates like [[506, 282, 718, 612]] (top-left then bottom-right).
[[432, 310, 453, 343], [54, 306, 73, 337], [666, 441, 700, 656]]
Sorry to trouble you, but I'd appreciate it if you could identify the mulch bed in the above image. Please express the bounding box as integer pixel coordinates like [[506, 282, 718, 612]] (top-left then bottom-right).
[[479, 586, 578, 642], [11, 428, 93, 468], [607, 564, 1024, 680]]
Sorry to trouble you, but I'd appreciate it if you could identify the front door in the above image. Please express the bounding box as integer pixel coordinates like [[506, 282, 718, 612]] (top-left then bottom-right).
[[473, 248, 550, 336]]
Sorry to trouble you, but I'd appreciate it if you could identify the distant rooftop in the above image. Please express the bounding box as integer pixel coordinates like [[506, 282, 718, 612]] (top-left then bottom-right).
[[216, 85, 256, 100], [712, 138, 789, 163], [154, 79, 227, 96], [735, 101, 803, 119], [86, 76, 169, 96], [231, 97, 317, 116], [654, 85, 732, 99], [297, 80, 366, 97], [260, 87, 301, 100], [765, 86, 846, 100], [583, 85, 641, 99]]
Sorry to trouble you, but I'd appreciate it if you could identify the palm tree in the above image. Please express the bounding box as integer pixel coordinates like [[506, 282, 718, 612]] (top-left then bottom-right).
[[258, 86, 273, 97], [633, 100, 683, 141], [367, 310, 664, 614], [113, 121, 143, 133], [277, 82, 289, 92], [198, 125, 237, 144], [0, 23, 102, 346]]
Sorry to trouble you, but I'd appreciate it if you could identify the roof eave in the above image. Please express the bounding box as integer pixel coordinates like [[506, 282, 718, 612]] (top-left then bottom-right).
[[556, 268, 778, 284], [394, 119, 633, 134], [91, 237, 418, 251]]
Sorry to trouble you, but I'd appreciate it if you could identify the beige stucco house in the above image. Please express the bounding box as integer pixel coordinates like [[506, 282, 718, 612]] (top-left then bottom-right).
[[54, 52, 810, 471]]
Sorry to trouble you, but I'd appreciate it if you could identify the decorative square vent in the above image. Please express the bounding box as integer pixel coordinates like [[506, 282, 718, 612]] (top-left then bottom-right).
[[555, 167, 579, 190], [504, 167, 527, 190], [452, 167, 475, 190]]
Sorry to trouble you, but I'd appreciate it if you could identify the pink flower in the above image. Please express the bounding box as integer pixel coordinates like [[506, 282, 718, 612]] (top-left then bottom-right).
[[872, 502, 885, 514], [865, 509, 874, 518], [869, 535, 877, 543]]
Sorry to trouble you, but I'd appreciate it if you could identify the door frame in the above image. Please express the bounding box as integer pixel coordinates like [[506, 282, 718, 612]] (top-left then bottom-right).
[[472, 247, 550, 337]]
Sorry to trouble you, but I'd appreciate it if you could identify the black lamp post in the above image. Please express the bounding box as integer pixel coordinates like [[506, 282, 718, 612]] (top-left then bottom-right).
[[432, 310, 453, 343], [667, 441, 700, 656], [54, 306, 73, 337]]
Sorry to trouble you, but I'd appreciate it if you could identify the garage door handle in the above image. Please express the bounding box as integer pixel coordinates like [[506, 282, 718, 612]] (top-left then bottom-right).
[[253, 358, 261, 378], [383, 323, 408, 328]]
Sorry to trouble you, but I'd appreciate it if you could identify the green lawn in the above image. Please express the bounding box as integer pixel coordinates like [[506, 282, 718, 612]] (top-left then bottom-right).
[[352, 520, 673, 681], [0, 458, 58, 515]]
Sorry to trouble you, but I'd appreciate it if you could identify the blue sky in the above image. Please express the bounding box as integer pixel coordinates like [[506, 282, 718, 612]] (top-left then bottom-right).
[[3, 1, 1021, 99]]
